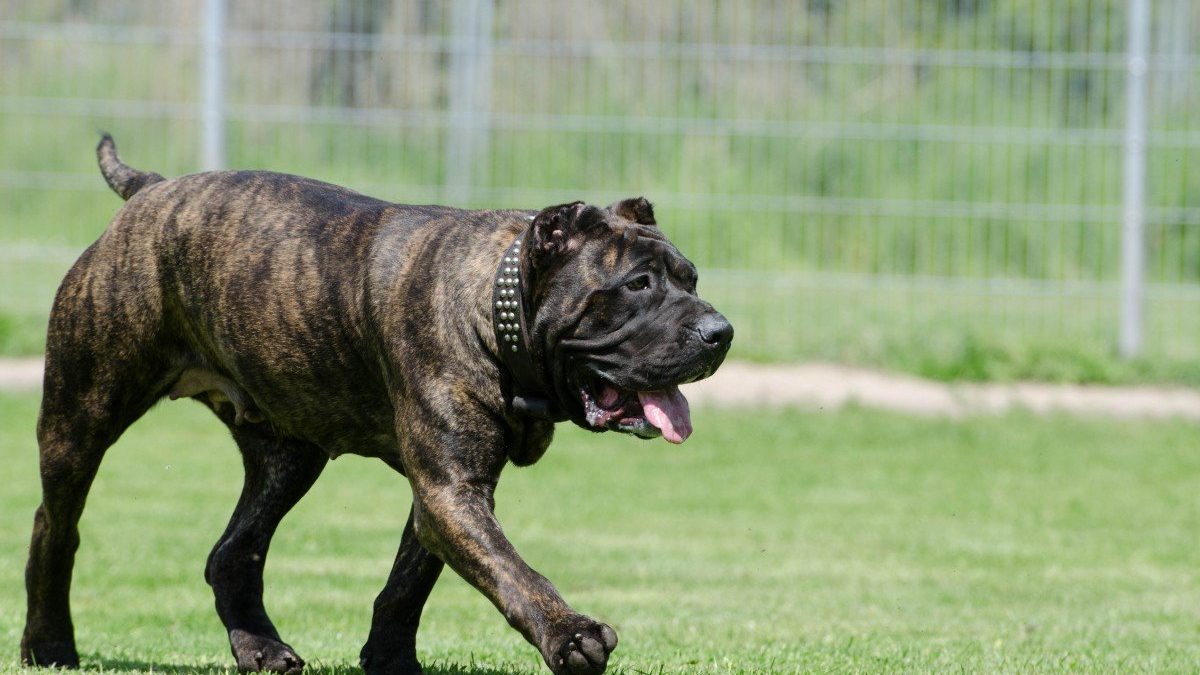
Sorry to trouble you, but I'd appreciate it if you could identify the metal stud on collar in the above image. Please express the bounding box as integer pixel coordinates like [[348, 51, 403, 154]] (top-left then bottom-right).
[[494, 237, 525, 354]]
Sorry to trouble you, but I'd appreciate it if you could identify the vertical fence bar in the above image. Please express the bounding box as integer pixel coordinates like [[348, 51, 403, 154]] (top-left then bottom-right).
[[444, 0, 494, 206], [201, 0, 226, 170], [1120, 0, 1149, 359]]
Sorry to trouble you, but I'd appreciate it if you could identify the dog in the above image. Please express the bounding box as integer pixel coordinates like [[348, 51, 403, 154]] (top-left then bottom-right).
[[21, 135, 732, 675]]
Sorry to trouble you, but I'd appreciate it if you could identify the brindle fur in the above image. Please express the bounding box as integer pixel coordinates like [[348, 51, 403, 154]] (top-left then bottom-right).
[[22, 136, 731, 675]]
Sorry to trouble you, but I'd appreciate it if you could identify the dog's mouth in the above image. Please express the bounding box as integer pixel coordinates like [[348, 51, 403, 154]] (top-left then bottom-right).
[[579, 376, 693, 444]]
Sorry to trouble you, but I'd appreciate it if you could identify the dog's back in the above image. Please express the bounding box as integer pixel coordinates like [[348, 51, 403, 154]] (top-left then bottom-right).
[[54, 138, 513, 456]]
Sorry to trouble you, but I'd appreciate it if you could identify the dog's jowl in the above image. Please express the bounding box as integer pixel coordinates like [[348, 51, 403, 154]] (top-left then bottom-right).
[[21, 136, 733, 675]]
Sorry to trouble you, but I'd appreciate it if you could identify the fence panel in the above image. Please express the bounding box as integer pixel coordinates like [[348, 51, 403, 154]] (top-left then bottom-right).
[[1, 1, 1197, 378]]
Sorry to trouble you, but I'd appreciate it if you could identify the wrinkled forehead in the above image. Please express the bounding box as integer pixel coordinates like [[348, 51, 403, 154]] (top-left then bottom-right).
[[588, 221, 695, 278]]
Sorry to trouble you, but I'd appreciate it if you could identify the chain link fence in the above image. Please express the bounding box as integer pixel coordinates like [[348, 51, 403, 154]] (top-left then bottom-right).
[[2, 1, 1198, 381]]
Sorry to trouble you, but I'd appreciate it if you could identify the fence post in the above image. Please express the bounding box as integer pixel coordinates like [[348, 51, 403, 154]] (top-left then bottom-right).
[[201, 0, 226, 171], [1120, 0, 1149, 359], [444, 0, 494, 206]]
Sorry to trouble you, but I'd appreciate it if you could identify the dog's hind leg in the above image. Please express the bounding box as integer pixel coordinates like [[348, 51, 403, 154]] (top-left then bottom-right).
[[22, 249, 177, 668], [359, 506, 444, 675], [205, 427, 327, 675]]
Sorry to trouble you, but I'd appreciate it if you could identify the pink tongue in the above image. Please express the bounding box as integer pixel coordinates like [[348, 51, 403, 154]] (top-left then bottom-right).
[[637, 387, 693, 444]]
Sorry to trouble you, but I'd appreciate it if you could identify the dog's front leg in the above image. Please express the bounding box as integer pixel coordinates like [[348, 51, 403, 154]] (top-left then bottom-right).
[[408, 470, 618, 675]]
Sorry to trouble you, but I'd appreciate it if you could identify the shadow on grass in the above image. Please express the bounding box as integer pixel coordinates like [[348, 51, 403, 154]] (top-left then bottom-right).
[[84, 656, 536, 675]]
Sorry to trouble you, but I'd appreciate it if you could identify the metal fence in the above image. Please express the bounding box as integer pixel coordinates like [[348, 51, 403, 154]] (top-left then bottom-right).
[[2, 0, 1198, 377]]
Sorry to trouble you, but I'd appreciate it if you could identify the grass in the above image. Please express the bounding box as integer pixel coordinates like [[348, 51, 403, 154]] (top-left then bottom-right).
[[1, 392, 1199, 673]]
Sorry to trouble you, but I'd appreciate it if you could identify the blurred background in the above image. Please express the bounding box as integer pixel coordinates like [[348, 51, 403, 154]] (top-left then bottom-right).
[[2, 5, 1199, 673], [1, 0, 1198, 384]]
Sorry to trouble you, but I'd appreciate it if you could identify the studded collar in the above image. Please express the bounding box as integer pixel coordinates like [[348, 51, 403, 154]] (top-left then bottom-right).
[[492, 232, 567, 421]]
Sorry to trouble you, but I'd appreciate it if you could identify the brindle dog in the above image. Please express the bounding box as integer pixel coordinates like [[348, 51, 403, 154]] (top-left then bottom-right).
[[21, 136, 733, 675]]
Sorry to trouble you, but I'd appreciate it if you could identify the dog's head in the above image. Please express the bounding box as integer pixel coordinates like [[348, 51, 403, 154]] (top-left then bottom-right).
[[525, 198, 732, 443]]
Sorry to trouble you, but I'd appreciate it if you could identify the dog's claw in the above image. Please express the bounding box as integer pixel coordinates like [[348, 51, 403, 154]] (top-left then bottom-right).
[[599, 624, 618, 651]]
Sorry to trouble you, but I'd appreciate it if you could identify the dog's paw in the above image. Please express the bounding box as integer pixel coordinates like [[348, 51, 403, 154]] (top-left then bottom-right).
[[20, 637, 80, 669], [359, 641, 424, 675], [229, 629, 305, 674], [542, 617, 618, 675]]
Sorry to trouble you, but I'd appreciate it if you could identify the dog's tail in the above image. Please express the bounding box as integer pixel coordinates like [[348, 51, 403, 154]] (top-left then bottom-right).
[[96, 133, 166, 200]]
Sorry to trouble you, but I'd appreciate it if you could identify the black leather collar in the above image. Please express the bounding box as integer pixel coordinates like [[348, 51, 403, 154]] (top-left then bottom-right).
[[492, 233, 567, 421]]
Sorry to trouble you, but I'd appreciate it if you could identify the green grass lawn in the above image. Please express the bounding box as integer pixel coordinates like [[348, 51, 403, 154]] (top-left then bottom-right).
[[1, 393, 1198, 674]]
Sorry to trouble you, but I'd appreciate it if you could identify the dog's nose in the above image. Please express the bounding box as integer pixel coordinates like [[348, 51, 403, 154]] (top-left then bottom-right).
[[696, 312, 733, 347]]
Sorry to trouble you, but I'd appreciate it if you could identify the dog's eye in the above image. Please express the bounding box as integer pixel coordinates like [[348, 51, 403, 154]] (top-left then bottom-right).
[[625, 276, 650, 291]]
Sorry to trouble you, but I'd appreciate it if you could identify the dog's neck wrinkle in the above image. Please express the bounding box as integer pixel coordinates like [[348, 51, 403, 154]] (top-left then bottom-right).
[[474, 266, 500, 362]]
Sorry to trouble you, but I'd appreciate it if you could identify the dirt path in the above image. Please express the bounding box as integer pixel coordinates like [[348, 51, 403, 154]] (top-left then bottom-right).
[[3, 358, 1198, 421], [681, 361, 1200, 421], [0, 359, 45, 393]]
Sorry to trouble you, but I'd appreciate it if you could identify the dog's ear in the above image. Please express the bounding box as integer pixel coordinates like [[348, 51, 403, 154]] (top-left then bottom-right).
[[609, 197, 656, 226], [532, 199, 592, 263]]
